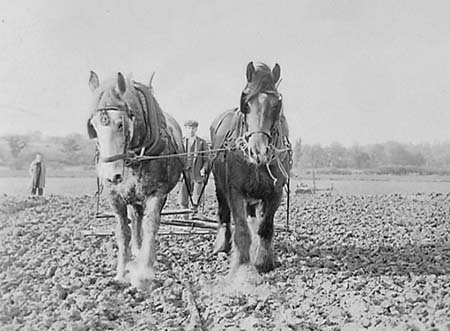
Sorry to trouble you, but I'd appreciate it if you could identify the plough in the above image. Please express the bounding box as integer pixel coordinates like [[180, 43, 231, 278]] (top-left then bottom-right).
[[84, 205, 219, 236], [83, 206, 291, 237], [84, 143, 292, 237]]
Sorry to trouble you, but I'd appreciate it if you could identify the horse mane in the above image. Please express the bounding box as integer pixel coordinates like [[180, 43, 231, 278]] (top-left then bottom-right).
[[244, 63, 278, 102], [128, 81, 168, 154], [132, 81, 168, 137]]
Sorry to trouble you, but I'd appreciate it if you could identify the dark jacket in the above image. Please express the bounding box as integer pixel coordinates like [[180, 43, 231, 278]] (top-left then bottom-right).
[[184, 136, 209, 182], [29, 160, 46, 188]]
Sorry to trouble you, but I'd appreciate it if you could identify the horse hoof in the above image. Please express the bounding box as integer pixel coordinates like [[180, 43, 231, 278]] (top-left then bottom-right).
[[114, 267, 130, 284], [251, 243, 276, 273], [213, 227, 231, 254], [125, 261, 154, 289], [214, 265, 263, 295], [254, 258, 276, 273], [212, 243, 230, 255], [131, 245, 140, 258], [113, 274, 129, 284]]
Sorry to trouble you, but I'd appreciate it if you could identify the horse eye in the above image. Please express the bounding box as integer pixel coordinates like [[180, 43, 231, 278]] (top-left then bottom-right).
[[117, 122, 123, 130]]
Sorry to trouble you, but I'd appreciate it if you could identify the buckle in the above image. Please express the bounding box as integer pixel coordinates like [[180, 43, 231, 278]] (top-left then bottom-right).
[[123, 151, 137, 167]]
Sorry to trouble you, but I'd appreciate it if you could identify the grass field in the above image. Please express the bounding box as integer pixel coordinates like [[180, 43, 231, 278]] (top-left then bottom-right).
[[1, 174, 450, 197]]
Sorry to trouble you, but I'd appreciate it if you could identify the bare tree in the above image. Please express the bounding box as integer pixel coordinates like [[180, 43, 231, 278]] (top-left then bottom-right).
[[5, 135, 28, 158], [60, 134, 83, 164], [3, 135, 29, 169], [61, 134, 82, 154]]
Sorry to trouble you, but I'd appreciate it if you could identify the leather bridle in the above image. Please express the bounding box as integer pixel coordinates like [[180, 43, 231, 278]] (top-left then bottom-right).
[[88, 82, 166, 166], [88, 105, 134, 164], [240, 90, 283, 144]]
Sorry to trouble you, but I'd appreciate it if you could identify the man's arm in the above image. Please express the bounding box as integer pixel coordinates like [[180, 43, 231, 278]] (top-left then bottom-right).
[[199, 138, 210, 177]]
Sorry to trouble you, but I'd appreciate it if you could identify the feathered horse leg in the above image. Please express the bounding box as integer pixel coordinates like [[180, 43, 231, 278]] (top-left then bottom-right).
[[128, 205, 143, 257], [213, 186, 232, 254], [109, 196, 131, 282], [250, 194, 281, 273], [126, 194, 163, 289]]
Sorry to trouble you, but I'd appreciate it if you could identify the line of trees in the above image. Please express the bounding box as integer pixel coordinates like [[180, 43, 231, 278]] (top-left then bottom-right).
[[0, 131, 96, 170], [2, 132, 450, 174], [294, 140, 450, 170]]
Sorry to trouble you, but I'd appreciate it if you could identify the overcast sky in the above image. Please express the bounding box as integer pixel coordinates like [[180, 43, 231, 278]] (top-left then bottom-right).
[[1, 0, 450, 145]]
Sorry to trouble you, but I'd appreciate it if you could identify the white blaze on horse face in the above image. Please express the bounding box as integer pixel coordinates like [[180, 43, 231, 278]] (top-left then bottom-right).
[[246, 93, 278, 165], [91, 111, 130, 184]]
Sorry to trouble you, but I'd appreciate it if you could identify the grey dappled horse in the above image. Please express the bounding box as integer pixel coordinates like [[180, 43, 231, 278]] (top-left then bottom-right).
[[87, 72, 184, 288]]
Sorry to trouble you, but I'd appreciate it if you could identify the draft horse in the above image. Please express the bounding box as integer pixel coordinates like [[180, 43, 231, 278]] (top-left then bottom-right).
[[211, 62, 292, 276], [87, 72, 184, 288]]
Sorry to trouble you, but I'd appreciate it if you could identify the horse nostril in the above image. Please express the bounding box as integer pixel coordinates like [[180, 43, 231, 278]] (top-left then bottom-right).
[[114, 174, 123, 183], [108, 174, 122, 184]]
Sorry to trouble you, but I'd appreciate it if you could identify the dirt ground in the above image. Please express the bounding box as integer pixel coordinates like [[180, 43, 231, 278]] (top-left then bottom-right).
[[1, 192, 449, 330]]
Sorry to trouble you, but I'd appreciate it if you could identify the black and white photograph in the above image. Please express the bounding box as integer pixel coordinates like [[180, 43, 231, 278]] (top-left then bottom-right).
[[1, 1, 450, 330]]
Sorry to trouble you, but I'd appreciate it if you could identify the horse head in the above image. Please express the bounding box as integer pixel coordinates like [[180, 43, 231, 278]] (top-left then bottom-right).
[[87, 71, 139, 185], [240, 62, 283, 165]]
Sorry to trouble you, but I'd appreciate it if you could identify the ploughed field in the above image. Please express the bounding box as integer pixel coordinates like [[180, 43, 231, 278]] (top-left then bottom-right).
[[1, 192, 450, 331]]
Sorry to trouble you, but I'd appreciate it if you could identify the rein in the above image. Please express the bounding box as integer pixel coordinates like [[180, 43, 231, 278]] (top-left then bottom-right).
[[89, 84, 291, 185]]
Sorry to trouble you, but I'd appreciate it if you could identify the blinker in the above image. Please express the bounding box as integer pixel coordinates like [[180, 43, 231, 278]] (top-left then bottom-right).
[[100, 111, 111, 126], [274, 94, 283, 114], [240, 92, 249, 114], [87, 119, 97, 139]]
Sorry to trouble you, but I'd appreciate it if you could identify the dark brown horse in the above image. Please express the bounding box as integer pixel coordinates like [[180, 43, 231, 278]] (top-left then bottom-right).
[[87, 72, 184, 288], [210, 62, 292, 277]]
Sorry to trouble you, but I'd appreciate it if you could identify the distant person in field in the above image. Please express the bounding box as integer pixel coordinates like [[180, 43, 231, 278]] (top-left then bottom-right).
[[179, 120, 209, 214], [29, 153, 46, 196]]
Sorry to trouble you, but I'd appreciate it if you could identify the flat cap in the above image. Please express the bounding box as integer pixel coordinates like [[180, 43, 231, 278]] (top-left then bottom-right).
[[184, 120, 199, 127]]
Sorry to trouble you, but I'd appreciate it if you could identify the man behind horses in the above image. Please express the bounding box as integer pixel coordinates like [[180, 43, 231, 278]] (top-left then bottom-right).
[[179, 120, 209, 215]]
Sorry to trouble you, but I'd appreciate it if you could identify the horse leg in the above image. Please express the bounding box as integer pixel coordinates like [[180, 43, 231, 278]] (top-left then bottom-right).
[[213, 186, 231, 254], [111, 202, 131, 282], [229, 189, 251, 271], [128, 204, 143, 258], [126, 194, 163, 288], [250, 194, 281, 273]]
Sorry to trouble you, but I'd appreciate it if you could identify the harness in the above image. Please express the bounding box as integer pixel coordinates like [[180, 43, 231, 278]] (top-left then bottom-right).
[[87, 83, 169, 166], [212, 92, 293, 230], [87, 78, 293, 231], [213, 90, 292, 186], [239, 89, 283, 144]]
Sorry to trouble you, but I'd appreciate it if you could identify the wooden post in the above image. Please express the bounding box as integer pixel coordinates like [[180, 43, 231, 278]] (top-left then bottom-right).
[[311, 148, 317, 194], [312, 167, 316, 194]]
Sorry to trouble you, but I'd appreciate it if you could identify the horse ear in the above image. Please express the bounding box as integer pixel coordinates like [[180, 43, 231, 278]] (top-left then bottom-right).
[[272, 63, 281, 83], [149, 72, 156, 94], [117, 72, 127, 95], [149, 72, 156, 88], [89, 71, 100, 92], [246, 62, 255, 82]]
